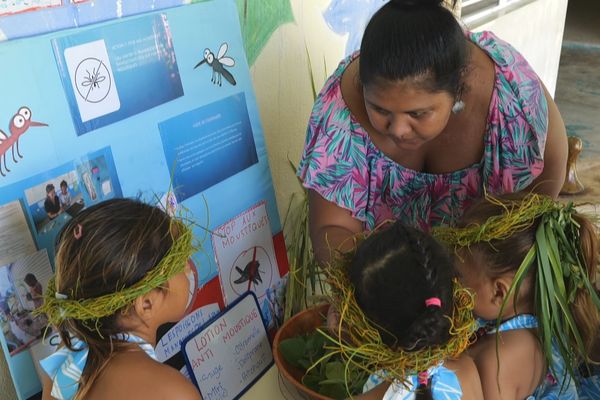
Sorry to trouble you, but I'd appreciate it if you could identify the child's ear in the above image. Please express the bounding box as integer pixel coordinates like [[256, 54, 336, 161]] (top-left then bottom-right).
[[133, 289, 164, 322], [490, 277, 512, 307]]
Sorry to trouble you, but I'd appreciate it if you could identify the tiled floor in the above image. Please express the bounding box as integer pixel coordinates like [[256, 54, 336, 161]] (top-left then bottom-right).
[[555, 0, 600, 203]]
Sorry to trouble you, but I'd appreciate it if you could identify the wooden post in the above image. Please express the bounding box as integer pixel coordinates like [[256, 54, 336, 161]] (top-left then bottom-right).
[[560, 136, 585, 195]]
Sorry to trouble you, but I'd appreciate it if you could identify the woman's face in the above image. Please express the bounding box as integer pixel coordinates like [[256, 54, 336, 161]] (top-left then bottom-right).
[[363, 79, 454, 151]]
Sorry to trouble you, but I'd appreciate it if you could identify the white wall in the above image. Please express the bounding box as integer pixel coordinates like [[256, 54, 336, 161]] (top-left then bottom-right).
[[469, 0, 569, 96]]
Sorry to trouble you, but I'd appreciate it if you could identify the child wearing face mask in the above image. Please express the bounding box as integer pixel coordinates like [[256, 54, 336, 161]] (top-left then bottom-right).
[[37, 198, 202, 400]]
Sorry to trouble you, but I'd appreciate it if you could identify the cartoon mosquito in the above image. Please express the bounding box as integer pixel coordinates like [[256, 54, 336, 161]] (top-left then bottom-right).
[[194, 42, 236, 86], [234, 260, 263, 285], [82, 67, 106, 90], [233, 247, 263, 290], [0, 107, 48, 177]]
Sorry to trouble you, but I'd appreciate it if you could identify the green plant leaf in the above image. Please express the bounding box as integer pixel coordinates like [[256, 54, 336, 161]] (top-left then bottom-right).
[[325, 361, 346, 381], [319, 381, 348, 400], [279, 337, 307, 368]]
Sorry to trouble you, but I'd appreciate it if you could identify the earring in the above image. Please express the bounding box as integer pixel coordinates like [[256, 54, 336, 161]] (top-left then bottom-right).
[[452, 100, 465, 114]]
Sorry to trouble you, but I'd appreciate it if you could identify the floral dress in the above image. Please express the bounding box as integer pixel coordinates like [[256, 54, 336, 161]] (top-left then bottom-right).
[[297, 31, 548, 231]]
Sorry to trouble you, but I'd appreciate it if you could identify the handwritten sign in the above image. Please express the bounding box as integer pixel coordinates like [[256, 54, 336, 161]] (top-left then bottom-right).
[[182, 292, 273, 400], [156, 303, 220, 363]]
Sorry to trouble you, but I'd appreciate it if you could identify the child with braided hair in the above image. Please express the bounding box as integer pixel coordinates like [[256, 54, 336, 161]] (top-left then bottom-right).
[[326, 221, 483, 400], [434, 193, 600, 399], [37, 198, 202, 400]]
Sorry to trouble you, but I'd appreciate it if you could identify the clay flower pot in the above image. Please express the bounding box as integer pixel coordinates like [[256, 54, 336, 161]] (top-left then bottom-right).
[[273, 303, 333, 400]]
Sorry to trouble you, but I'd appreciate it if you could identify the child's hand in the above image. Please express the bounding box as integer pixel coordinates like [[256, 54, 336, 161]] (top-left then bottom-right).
[[327, 304, 355, 344], [326, 303, 341, 334]]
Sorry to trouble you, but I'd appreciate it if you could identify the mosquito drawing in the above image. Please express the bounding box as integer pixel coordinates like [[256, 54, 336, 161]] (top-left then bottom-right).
[[0, 107, 48, 177], [194, 42, 236, 86], [82, 67, 107, 90], [234, 259, 263, 286]]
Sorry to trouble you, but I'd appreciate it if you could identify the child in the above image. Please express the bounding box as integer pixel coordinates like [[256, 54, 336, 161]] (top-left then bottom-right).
[[327, 221, 483, 400], [435, 193, 600, 399], [37, 198, 202, 400], [24, 273, 44, 309]]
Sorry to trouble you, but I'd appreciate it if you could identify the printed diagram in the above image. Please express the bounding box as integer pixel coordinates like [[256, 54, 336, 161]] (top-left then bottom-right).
[[0, 107, 48, 177], [229, 246, 274, 298], [75, 58, 111, 103], [194, 42, 236, 86], [64, 40, 121, 122]]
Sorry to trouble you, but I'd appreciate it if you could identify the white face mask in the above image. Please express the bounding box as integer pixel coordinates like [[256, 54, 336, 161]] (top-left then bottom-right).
[[184, 262, 198, 312]]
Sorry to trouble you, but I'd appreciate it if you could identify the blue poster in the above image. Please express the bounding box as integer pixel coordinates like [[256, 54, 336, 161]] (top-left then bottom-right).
[[159, 93, 258, 201], [52, 13, 184, 135]]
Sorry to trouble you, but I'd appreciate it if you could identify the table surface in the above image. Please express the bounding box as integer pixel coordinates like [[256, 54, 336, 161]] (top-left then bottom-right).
[[241, 365, 305, 400]]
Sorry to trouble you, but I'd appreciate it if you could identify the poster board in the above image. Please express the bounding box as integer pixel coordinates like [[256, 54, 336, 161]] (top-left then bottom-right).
[[182, 292, 273, 400], [0, 1, 289, 398]]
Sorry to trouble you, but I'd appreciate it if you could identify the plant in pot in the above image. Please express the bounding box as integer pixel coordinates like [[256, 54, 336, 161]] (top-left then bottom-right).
[[273, 304, 369, 400]]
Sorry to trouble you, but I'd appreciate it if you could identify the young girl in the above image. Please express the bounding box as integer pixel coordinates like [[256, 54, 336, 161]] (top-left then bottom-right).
[[37, 198, 202, 400], [326, 221, 483, 400], [435, 193, 600, 399]]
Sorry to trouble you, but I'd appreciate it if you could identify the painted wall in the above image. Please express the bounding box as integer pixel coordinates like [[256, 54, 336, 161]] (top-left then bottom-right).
[[249, 0, 346, 230], [470, 0, 569, 96]]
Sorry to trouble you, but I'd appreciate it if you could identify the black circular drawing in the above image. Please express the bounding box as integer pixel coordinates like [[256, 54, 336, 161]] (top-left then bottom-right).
[[228, 246, 274, 298], [74, 57, 112, 103]]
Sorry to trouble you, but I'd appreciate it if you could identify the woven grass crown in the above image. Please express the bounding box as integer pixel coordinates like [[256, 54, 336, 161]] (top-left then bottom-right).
[[36, 218, 195, 326], [321, 243, 476, 385]]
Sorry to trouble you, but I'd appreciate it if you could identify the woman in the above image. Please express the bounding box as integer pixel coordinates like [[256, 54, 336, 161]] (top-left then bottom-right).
[[297, 0, 567, 263]]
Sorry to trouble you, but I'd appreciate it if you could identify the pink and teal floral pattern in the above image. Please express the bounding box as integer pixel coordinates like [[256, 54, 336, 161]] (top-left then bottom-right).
[[297, 31, 548, 231]]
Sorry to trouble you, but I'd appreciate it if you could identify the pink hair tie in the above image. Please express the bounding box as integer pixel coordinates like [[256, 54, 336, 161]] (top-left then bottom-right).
[[73, 224, 83, 240], [417, 371, 429, 386], [425, 297, 442, 308]]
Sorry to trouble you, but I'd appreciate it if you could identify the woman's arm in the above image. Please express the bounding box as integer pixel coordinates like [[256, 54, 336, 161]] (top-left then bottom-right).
[[528, 85, 568, 198], [308, 190, 363, 264]]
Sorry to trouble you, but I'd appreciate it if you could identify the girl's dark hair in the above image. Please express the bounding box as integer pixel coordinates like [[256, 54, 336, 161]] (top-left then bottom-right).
[[53, 198, 175, 399], [349, 221, 455, 399], [459, 194, 600, 355], [359, 0, 467, 97]]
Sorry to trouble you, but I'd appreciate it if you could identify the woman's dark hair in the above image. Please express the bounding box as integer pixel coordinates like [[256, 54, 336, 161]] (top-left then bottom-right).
[[53, 198, 175, 399], [349, 221, 455, 399], [359, 0, 467, 97]]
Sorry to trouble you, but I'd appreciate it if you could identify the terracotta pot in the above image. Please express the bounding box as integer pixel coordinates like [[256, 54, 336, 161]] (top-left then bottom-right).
[[273, 303, 334, 400]]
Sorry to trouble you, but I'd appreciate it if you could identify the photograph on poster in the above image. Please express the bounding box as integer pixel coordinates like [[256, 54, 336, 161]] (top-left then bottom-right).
[[24, 171, 84, 235], [18, 148, 122, 259], [0, 250, 52, 356], [0, 0, 61, 17], [52, 13, 183, 135], [159, 93, 258, 202], [211, 202, 284, 329]]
